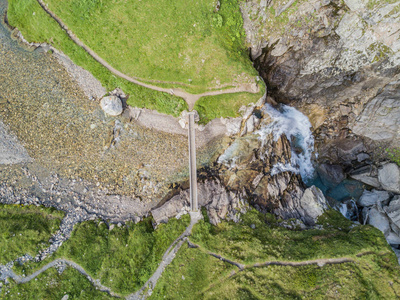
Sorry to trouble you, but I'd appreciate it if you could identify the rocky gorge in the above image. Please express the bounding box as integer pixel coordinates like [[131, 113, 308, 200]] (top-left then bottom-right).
[[1, 0, 400, 297]]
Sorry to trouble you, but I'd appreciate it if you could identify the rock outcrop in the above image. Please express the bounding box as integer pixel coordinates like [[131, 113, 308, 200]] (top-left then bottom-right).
[[242, 0, 400, 160], [151, 179, 249, 226]]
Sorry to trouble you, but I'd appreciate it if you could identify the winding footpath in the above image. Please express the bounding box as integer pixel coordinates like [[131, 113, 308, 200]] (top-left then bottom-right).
[[1, 216, 392, 300], [35, 0, 259, 110], [127, 211, 203, 300], [0, 259, 120, 298]]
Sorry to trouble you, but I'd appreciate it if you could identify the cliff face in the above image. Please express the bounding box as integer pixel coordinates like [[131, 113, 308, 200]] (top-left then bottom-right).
[[242, 0, 400, 161]]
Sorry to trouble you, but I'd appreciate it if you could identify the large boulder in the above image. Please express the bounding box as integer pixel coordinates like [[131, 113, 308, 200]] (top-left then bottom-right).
[[357, 189, 390, 207], [350, 165, 381, 189], [378, 163, 400, 194], [317, 164, 345, 188], [151, 194, 189, 224], [100, 96, 123, 116], [218, 136, 260, 169], [367, 207, 390, 235], [298, 185, 330, 225]]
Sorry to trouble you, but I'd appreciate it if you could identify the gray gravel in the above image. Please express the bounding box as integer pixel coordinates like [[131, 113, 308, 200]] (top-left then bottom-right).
[[0, 120, 31, 165]]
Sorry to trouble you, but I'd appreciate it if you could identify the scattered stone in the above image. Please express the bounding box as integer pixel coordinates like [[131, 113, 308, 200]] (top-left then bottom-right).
[[384, 196, 400, 227], [378, 163, 400, 194], [100, 96, 123, 116], [357, 189, 390, 207]]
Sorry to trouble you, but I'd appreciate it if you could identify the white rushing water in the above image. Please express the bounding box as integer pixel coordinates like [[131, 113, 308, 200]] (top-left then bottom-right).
[[257, 104, 315, 181], [218, 103, 315, 182]]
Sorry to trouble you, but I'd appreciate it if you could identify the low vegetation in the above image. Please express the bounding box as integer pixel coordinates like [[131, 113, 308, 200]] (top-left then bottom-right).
[[190, 209, 392, 264], [40, 0, 257, 93], [2, 267, 114, 299], [7, 0, 264, 121], [199, 255, 400, 299], [7, 0, 187, 117], [0, 204, 64, 264], [151, 209, 400, 298], [13, 214, 190, 296], [194, 83, 265, 124], [387, 147, 400, 166], [2, 205, 400, 298]]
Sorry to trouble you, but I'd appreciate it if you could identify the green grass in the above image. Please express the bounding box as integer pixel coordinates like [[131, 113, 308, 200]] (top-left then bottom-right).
[[194, 82, 265, 124], [1, 267, 114, 299], [41, 0, 257, 93], [190, 209, 392, 264], [7, 0, 187, 117], [386, 147, 400, 166], [367, 0, 399, 10], [150, 209, 400, 299], [7, 0, 263, 121], [0, 204, 64, 264], [200, 255, 400, 299], [15, 215, 190, 296], [149, 243, 236, 300]]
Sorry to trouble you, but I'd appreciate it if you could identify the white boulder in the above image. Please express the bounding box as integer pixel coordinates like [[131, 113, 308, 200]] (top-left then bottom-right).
[[100, 96, 123, 116]]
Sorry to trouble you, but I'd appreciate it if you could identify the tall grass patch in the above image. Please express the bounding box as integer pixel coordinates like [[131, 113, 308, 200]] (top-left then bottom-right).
[[0, 204, 64, 264]]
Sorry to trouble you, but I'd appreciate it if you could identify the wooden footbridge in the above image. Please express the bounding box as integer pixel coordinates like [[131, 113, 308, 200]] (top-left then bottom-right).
[[188, 112, 198, 212]]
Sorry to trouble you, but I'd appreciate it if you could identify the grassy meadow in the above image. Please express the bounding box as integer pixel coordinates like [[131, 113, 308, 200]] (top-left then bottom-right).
[[1, 205, 400, 298], [7, 0, 187, 117], [151, 209, 400, 299], [12, 214, 191, 296], [7, 0, 264, 121], [0, 204, 64, 264], [40, 0, 258, 93]]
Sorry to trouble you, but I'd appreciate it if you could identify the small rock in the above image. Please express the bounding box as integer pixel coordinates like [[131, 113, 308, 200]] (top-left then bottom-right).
[[357, 153, 370, 162]]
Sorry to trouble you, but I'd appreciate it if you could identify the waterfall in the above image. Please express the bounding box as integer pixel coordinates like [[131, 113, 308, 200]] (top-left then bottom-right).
[[218, 103, 315, 182], [257, 104, 315, 182]]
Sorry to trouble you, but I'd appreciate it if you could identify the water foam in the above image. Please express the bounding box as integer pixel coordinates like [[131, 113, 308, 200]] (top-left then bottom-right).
[[257, 104, 315, 181]]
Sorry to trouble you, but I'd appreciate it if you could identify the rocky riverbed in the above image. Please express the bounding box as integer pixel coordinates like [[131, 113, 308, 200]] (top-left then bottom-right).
[[0, 0, 195, 213]]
